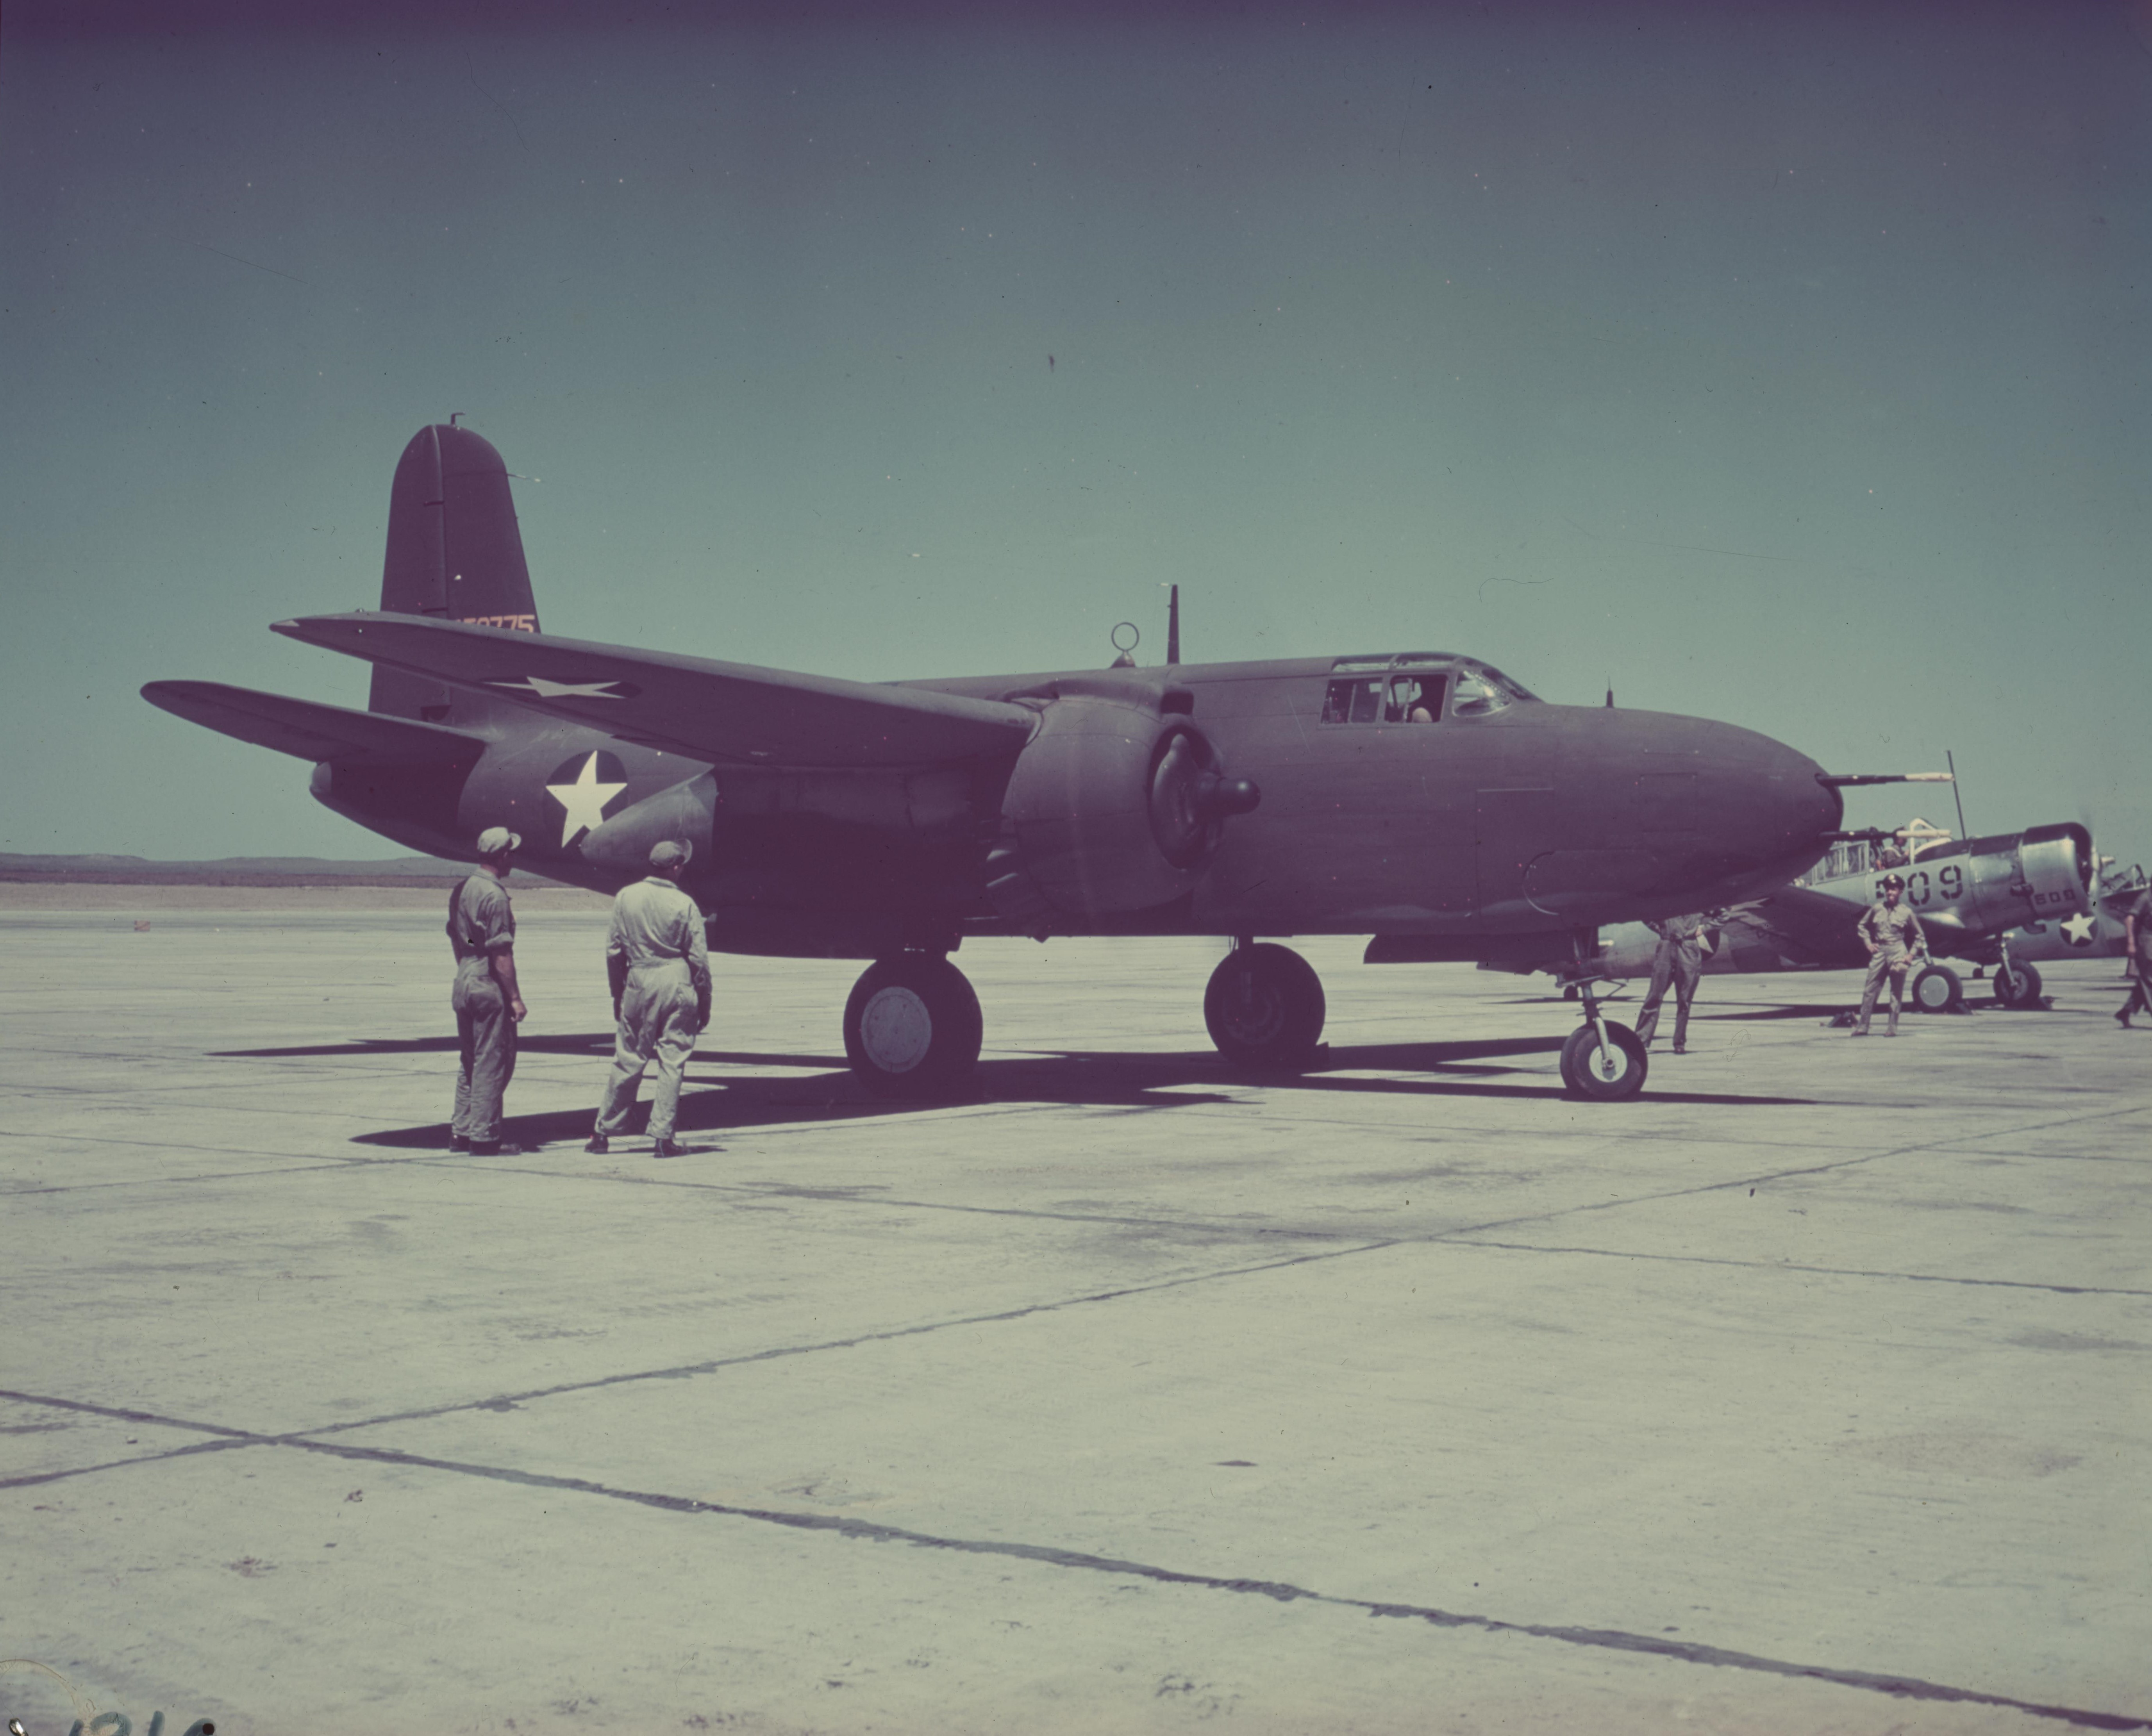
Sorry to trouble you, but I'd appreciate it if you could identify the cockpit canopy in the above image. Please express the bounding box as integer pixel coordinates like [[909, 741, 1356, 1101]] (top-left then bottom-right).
[[1321, 653, 1538, 725]]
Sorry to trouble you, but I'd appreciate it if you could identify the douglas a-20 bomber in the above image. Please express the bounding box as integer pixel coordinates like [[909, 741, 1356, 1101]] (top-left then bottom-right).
[[147, 421, 1866, 1101]]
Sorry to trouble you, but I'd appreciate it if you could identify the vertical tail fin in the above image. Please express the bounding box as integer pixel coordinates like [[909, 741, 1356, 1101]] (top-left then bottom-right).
[[370, 422, 540, 721]]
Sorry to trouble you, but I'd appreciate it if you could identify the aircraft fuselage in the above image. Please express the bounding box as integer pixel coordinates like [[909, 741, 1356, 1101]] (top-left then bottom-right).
[[313, 651, 1838, 965]]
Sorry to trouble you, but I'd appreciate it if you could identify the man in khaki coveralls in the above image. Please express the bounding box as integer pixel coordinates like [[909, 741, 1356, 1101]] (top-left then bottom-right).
[[1853, 872, 1926, 1037], [2116, 883, 2152, 1028], [448, 826, 528, 1154], [1634, 912, 1710, 1054], [586, 839, 712, 1159]]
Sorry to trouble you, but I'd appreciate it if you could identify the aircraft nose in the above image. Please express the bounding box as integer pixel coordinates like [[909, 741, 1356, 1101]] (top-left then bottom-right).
[[1668, 721, 1842, 900]]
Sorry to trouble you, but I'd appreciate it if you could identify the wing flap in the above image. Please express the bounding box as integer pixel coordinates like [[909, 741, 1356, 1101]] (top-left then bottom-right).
[[272, 613, 1038, 768], [142, 680, 488, 767]]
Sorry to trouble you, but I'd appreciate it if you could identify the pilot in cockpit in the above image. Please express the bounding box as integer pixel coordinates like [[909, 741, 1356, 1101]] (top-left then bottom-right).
[[1384, 676, 1434, 724]]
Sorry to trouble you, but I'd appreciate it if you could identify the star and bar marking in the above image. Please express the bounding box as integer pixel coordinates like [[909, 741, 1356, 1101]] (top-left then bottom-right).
[[546, 752, 630, 847], [486, 675, 638, 701]]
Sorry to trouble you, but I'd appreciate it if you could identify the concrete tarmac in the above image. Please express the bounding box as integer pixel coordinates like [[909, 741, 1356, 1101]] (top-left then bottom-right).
[[4, 896, 2148, 1736]]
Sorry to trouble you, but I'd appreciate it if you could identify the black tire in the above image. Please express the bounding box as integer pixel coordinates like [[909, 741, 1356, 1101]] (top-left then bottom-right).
[[1204, 944, 1326, 1071], [843, 954, 983, 1098], [1559, 1022, 1647, 1101], [1993, 962, 2043, 1009], [1911, 964, 1963, 1014]]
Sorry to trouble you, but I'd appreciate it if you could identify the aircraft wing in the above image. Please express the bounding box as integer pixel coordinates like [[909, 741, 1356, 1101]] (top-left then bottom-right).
[[1745, 882, 2004, 965], [141, 680, 487, 767], [1736, 883, 1868, 968], [273, 613, 1039, 769]]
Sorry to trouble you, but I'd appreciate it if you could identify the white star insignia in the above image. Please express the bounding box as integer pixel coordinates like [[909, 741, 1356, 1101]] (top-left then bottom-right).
[[488, 675, 630, 700], [2060, 910, 2097, 947], [546, 753, 630, 847]]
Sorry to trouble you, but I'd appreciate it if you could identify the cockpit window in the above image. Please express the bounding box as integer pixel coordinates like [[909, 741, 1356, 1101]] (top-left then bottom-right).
[[1450, 671, 1506, 716], [1327, 654, 1536, 723], [1449, 664, 1536, 717], [1392, 674, 1443, 722], [1323, 674, 1448, 725]]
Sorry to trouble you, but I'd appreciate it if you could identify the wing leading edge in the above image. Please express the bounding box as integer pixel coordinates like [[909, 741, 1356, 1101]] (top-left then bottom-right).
[[272, 613, 1038, 769], [141, 680, 488, 767]]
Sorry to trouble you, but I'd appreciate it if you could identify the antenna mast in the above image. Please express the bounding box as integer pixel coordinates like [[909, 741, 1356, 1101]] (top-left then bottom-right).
[[1167, 584, 1180, 665]]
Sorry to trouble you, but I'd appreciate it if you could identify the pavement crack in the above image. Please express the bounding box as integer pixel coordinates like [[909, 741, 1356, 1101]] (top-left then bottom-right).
[[229, 1434, 2152, 1732], [294, 1239, 1397, 1436], [1447, 1240, 2147, 1297], [0, 1242, 1397, 1460]]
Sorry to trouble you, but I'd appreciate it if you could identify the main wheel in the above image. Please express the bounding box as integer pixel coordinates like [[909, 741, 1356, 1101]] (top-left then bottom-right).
[[1559, 1022, 1647, 1100], [843, 954, 983, 1098], [1911, 963, 1963, 1014], [1993, 962, 2043, 1008], [1204, 944, 1325, 1071]]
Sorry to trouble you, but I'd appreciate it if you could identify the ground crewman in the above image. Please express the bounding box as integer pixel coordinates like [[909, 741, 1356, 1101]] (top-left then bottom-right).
[[2117, 881, 2152, 1029], [448, 825, 527, 1154], [1853, 872, 1927, 1037], [586, 839, 712, 1159], [1635, 912, 1710, 1054]]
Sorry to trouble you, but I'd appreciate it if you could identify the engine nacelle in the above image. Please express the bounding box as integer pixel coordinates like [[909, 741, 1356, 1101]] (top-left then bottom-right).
[[986, 690, 1256, 923], [2014, 822, 2093, 921], [577, 772, 718, 879]]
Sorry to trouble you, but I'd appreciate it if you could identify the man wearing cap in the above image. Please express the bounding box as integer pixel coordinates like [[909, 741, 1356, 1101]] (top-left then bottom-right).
[[586, 839, 712, 1158], [2116, 880, 2152, 1029], [448, 826, 528, 1154], [1852, 872, 1927, 1037], [1634, 911, 1711, 1055]]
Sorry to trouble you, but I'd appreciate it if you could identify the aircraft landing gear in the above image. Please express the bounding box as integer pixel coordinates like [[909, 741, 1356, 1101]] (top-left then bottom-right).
[[1910, 963, 1963, 1014], [843, 953, 983, 1098], [1992, 959, 2043, 1009], [1559, 978, 1647, 1101], [1205, 942, 1326, 1071]]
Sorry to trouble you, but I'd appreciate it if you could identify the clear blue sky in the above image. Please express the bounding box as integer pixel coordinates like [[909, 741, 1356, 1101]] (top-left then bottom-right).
[[5, 1, 2147, 863]]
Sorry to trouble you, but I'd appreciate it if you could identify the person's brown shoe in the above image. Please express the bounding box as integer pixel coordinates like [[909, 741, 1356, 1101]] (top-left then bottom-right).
[[584, 1135, 609, 1154]]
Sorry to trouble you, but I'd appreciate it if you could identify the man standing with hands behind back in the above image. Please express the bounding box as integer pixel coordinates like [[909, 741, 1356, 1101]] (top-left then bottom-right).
[[448, 825, 528, 1156], [587, 839, 712, 1159]]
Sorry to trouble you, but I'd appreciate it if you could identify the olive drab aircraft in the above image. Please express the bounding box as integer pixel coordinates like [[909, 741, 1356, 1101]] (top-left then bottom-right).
[[146, 421, 1866, 1103], [1527, 819, 2114, 1014]]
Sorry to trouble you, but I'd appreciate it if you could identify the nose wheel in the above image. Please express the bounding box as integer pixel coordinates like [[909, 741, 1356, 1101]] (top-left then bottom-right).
[[1559, 978, 1648, 1100]]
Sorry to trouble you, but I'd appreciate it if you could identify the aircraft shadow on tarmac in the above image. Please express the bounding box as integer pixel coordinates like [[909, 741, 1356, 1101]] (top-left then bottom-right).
[[248, 1031, 1820, 1150]]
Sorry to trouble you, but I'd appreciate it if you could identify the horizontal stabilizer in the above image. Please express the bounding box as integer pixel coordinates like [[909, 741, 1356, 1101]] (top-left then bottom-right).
[[142, 680, 488, 767], [272, 613, 1039, 769]]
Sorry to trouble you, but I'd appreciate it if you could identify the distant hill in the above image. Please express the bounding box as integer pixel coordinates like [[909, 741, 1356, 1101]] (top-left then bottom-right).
[[0, 853, 574, 889]]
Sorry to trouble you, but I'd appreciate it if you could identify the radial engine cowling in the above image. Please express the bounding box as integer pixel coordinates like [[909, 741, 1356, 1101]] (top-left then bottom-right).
[[2014, 822, 2094, 921], [986, 690, 1257, 924]]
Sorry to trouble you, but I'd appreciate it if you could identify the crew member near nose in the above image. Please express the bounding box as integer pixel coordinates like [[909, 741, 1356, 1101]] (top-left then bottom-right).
[[1853, 872, 1926, 1037], [448, 826, 527, 1154], [586, 840, 712, 1159], [1634, 912, 1711, 1054]]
